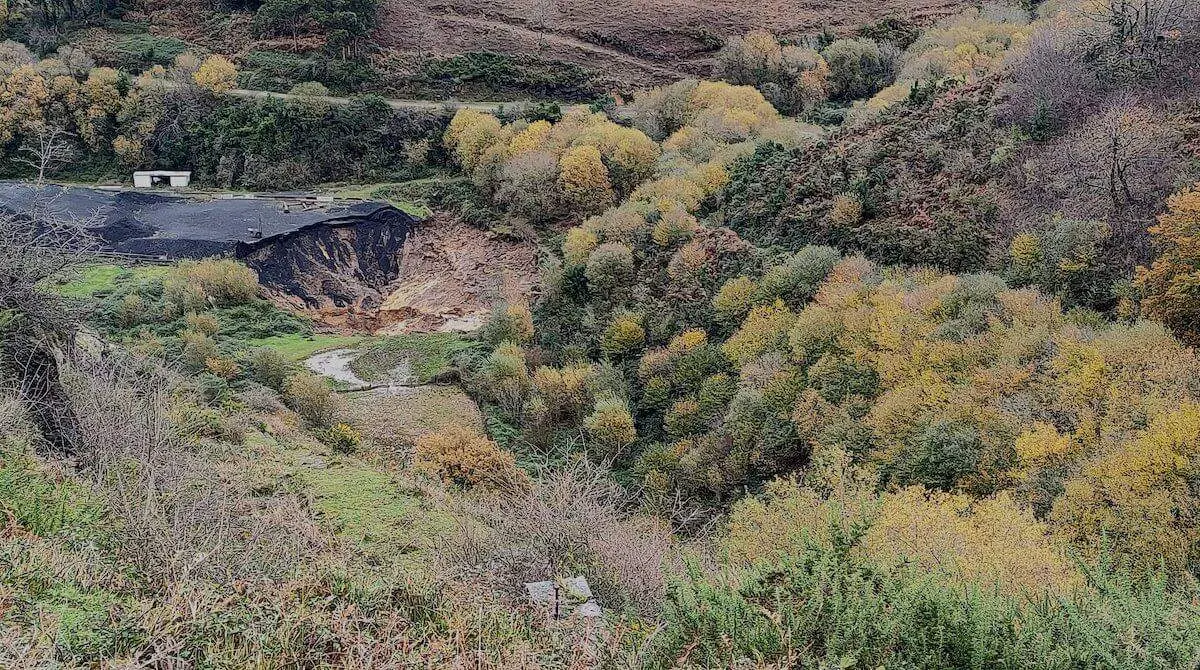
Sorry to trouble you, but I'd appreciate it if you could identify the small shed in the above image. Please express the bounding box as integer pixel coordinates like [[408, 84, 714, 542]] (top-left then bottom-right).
[[133, 171, 192, 188]]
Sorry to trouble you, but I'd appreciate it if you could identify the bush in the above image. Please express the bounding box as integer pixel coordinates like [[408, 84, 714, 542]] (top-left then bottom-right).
[[163, 259, 259, 313], [248, 347, 291, 391], [283, 372, 337, 428], [584, 392, 637, 459], [722, 300, 796, 367], [820, 38, 897, 101], [203, 356, 242, 380], [413, 424, 525, 489], [585, 242, 635, 296], [178, 329, 218, 371], [600, 313, 646, 357], [651, 539, 1200, 669], [481, 302, 534, 345], [712, 276, 759, 323], [184, 312, 220, 336], [194, 55, 239, 94], [326, 422, 362, 454]]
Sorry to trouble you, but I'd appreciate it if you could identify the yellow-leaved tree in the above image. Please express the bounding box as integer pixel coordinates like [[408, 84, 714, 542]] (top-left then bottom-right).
[[1136, 184, 1200, 344], [193, 56, 239, 95], [1051, 402, 1200, 576], [558, 144, 614, 216]]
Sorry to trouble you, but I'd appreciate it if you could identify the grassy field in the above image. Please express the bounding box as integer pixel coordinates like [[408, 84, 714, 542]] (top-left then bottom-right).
[[52, 264, 171, 298], [246, 333, 369, 361], [329, 181, 438, 218]]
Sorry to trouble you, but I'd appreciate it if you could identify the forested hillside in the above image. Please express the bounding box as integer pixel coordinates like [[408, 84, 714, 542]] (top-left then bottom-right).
[[2, 0, 1200, 667]]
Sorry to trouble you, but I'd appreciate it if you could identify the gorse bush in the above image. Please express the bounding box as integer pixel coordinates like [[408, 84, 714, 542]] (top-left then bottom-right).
[[163, 259, 259, 314], [652, 538, 1200, 669], [413, 424, 526, 489]]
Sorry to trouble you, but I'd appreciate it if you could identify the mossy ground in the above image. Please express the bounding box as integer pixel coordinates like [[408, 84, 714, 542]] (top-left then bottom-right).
[[350, 333, 476, 383], [245, 426, 454, 571], [51, 263, 170, 298]]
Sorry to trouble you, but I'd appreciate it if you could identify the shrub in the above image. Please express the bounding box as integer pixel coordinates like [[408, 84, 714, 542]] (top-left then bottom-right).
[[722, 299, 796, 367], [584, 392, 637, 458], [558, 145, 614, 216], [585, 242, 635, 295], [326, 422, 362, 454], [115, 294, 147, 328], [757, 245, 841, 305], [184, 312, 220, 336], [653, 534, 1199, 669], [194, 55, 239, 94], [482, 302, 534, 345], [248, 347, 291, 391], [601, 313, 646, 357], [479, 342, 530, 417], [203, 356, 242, 380], [178, 329, 218, 371], [664, 397, 705, 437], [820, 38, 896, 101], [413, 424, 525, 489], [163, 259, 259, 313], [712, 276, 759, 323], [1136, 184, 1200, 343], [563, 227, 600, 266], [283, 372, 337, 428]]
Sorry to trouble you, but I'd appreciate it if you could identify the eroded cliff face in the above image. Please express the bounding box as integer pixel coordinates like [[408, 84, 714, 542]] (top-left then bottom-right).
[[238, 206, 413, 312], [240, 209, 539, 333]]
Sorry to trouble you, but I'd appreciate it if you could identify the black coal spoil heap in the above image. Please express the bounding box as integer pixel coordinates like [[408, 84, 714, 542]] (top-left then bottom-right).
[[0, 182, 412, 259]]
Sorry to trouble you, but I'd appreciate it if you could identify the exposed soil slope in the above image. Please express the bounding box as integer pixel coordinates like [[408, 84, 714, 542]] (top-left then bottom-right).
[[240, 207, 414, 312], [377, 216, 539, 333], [247, 213, 537, 334]]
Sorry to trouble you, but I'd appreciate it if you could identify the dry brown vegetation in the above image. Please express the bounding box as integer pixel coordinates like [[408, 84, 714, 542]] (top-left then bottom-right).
[[377, 0, 975, 89]]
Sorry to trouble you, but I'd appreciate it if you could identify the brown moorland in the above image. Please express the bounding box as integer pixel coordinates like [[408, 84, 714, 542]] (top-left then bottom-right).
[[377, 0, 975, 87]]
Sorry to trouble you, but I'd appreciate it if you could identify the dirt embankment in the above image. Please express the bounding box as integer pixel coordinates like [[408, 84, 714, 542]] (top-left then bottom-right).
[[240, 207, 413, 317], [377, 216, 538, 333], [248, 214, 538, 334]]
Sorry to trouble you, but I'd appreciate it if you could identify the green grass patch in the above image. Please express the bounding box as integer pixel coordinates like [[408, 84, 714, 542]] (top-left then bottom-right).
[[247, 333, 368, 361], [0, 440, 107, 540], [42, 584, 142, 662], [350, 333, 476, 384], [329, 179, 454, 218], [296, 455, 452, 565], [52, 264, 170, 299]]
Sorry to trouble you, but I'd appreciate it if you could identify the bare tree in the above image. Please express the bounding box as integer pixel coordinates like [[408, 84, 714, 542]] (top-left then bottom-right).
[[1080, 0, 1199, 78], [0, 201, 96, 453], [13, 125, 77, 187]]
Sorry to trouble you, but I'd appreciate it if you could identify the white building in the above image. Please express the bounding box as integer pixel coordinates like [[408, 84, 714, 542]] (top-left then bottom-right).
[[133, 171, 192, 188]]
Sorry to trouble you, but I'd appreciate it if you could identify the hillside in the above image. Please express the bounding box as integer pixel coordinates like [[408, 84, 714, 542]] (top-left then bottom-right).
[[377, 0, 974, 86], [4, 0, 1200, 667]]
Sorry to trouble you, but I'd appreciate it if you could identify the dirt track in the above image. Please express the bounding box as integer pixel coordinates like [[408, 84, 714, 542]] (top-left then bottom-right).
[[225, 88, 513, 111], [432, 13, 694, 80]]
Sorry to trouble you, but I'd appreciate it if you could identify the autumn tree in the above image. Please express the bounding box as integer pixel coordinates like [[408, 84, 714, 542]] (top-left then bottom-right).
[[558, 144, 614, 216], [193, 56, 239, 95], [1136, 184, 1200, 342]]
